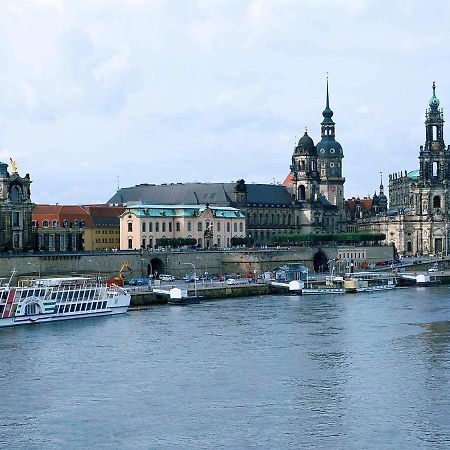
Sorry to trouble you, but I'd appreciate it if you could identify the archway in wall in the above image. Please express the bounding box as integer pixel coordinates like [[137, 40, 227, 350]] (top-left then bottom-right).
[[313, 251, 329, 273], [150, 258, 165, 277]]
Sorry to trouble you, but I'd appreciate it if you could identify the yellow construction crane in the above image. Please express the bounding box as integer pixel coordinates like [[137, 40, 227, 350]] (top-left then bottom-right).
[[107, 260, 132, 286]]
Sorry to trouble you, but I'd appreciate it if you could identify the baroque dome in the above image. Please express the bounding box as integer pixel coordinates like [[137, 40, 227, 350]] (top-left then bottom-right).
[[295, 131, 316, 155], [316, 139, 343, 158]]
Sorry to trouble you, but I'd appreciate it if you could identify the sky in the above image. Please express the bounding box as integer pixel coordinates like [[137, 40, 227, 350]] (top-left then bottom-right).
[[1, 0, 450, 205]]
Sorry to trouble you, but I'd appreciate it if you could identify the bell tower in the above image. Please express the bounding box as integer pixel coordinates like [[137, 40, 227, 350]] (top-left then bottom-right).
[[419, 82, 449, 183], [291, 128, 319, 202]]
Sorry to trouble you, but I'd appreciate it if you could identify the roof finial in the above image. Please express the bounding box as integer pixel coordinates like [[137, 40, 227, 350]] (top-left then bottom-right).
[[326, 72, 330, 109], [433, 80, 436, 95], [304, 126, 308, 133]]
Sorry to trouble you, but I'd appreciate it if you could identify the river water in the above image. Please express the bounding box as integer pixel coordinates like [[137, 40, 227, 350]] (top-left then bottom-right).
[[1, 286, 450, 449]]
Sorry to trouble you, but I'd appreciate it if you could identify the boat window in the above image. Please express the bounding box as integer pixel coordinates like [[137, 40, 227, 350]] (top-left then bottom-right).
[[62, 292, 68, 301], [0, 305, 4, 315], [58, 306, 64, 314], [75, 304, 81, 312], [1, 291, 8, 300], [89, 290, 95, 299], [81, 303, 86, 311], [92, 302, 97, 310], [64, 305, 70, 313], [67, 291, 74, 301], [70, 304, 76, 312], [102, 301, 107, 309], [87, 302, 92, 310]]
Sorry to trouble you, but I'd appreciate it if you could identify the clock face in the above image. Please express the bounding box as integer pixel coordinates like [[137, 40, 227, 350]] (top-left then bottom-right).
[[320, 148, 325, 154]]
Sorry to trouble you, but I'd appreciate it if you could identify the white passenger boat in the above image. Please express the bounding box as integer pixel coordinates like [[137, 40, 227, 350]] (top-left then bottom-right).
[[0, 273, 131, 328]]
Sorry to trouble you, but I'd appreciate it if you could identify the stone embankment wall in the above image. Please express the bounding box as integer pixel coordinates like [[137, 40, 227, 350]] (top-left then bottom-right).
[[0, 245, 394, 282]]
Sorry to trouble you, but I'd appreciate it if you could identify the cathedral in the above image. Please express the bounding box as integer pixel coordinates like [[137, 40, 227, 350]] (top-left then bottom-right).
[[358, 82, 450, 256], [109, 80, 346, 245]]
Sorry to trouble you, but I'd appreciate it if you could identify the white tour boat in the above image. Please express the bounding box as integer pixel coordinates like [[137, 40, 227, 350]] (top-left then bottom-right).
[[0, 272, 131, 328]]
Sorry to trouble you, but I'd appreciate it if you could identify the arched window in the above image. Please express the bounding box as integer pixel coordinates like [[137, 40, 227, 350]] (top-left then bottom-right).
[[128, 222, 133, 232], [298, 185, 306, 200], [9, 185, 21, 203], [433, 162, 438, 177], [43, 220, 49, 227], [433, 195, 441, 208], [74, 220, 79, 227], [52, 220, 58, 228], [407, 241, 413, 252]]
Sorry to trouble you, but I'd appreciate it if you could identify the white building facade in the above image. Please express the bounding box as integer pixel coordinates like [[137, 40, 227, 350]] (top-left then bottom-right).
[[120, 204, 246, 250]]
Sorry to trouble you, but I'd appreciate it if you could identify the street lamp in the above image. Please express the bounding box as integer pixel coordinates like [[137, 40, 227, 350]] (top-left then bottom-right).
[[88, 259, 101, 280], [27, 261, 41, 279], [141, 258, 153, 289], [182, 262, 197, 297]]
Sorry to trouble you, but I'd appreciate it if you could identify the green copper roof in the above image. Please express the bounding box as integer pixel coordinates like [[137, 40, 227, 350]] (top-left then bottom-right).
[[407, 169, 419, 180], [429, 81, 440, 109], [123, 204, 245, 219]]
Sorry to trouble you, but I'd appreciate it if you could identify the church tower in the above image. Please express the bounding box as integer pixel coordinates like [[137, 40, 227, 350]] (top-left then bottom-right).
[[419, 82, 450, 184], [290, 129, 319, 203], [316, 78, 346, 228]]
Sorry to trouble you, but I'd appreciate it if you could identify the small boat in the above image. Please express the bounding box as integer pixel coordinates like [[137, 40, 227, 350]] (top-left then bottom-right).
[[302, 287, 346, 295], [167, 296, 201, 305], [167, 287, 201, 305], [343, 272, 397, 293], [0, 271, 131, 328]]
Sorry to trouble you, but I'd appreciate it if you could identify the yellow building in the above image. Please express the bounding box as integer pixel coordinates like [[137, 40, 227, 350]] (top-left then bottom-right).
[[82, 205, 124, 251]]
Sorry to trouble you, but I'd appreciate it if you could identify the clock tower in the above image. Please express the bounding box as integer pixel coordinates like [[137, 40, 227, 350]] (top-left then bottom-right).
[[316, 78, 346, 230]]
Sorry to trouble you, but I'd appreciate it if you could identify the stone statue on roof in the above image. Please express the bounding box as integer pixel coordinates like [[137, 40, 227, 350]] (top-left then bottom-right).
[[9, 157, 17, 173]]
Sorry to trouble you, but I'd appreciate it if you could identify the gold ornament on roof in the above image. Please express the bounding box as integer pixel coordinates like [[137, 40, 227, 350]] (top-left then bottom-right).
[[9, 158, 17, 173]]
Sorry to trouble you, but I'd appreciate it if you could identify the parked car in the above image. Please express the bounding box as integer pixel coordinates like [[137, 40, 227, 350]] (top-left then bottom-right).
[[428, 265, 439, 272], [159, 274, 175, 282], [128, 278, 149, 286], [227, 278, 250, 285], [183, 274, 199, 283]]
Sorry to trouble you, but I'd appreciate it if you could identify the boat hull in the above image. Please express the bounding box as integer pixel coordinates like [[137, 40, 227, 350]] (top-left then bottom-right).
[[0, 305, 129, 328]]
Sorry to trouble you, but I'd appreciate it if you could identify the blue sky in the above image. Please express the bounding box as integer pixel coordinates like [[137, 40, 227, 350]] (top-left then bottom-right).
[[0, 0, 449, 204]]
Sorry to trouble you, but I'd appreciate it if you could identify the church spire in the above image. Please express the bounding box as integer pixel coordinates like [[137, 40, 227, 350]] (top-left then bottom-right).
[[429, 81, 440, 112], [379, 172, 384, 195], [322, 75, 334, 124]]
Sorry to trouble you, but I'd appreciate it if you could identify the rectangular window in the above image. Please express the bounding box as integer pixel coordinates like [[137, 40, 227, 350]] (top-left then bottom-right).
[[187, 222, 192, 232], [12, 211, 20, 227], [198, 222, 202, 232], [142, 222, 146, 232], [169, 222, 172, 232], [128, 238, 133, 249], [162, 223, 166, 232], [176, 222, 180, 232], [155, 222, 159, 232], [227, 223, 231, 232], [217, 222, 221, 232]]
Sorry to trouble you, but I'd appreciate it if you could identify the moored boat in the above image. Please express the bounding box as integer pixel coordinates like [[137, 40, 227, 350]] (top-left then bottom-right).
[[0, 273, 130, 328], [343, 272, 397, 293]]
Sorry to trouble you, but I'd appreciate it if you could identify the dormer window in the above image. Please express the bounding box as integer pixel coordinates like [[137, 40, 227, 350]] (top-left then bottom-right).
[[43, 220, 49, 227], [52, 220, 58, 228]]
